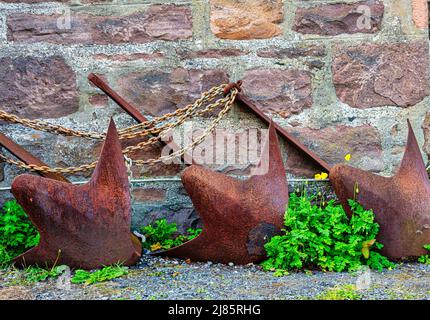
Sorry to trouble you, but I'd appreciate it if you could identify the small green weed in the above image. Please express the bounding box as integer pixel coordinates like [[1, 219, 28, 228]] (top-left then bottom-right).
[[273, 269, 290, 277], [71, 264, 129, 285], [22, 265, 68, 284], [262, 192, 395, 273], [316, 284, 362, 300], [418, 244, 430, 264], [0, 200, 39, 267], [140, 219, 202, 251]]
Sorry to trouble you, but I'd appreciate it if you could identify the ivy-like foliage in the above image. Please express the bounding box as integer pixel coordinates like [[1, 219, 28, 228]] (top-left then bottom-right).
[[0, 200, 39, 267], [140, 219, 202, 251], [418, 244, 430, 264], [262, 192, 395, 273]]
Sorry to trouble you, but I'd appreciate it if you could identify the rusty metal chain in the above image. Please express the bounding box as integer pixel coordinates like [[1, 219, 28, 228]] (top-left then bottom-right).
[[0, 111, 104, 139], [118, 85, 225, 136], [0, 85, 238, 174], [134, 89, 237, 166], [0, 85, 225, 141]]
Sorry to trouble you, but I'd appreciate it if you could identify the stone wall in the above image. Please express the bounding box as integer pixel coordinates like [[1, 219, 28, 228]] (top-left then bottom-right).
[[0, 0, 429, 230]]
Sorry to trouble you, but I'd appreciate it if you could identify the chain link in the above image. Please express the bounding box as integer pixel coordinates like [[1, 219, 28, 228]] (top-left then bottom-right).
[[0, 85, 238, 175], [0, 85, 226, 141]]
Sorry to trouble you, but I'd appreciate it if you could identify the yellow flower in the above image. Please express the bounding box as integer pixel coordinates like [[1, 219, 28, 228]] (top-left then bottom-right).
[[314, 172, 328, 180], [321, 172, 328, 179], [344, 153, 351, 162], [150, 242, 163, 251]]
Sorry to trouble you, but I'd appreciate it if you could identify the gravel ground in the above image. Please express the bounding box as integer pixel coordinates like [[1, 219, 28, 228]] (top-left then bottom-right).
[[1, 256, 430, 300]]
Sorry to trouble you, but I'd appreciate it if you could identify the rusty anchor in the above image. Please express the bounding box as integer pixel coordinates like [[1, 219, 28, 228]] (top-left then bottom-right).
[[11, 119, 141, 269], [330, 120, 430, 260], [154, 120, 289, 264]]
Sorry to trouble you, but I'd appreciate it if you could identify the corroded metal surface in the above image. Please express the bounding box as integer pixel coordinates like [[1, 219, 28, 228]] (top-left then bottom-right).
[[12, 120, 141, 269], [330, 120, 430, 260], [155, 121, 289, 264]]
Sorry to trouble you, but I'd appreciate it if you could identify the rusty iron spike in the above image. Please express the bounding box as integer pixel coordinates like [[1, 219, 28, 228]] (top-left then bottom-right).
[[330, 120, 430, 260], [88, 73, 148, 124], [12, 119, 141, 269], [0, 132, 69, 183], [153, 120, 289, 264], [87, 73, 190, 163]]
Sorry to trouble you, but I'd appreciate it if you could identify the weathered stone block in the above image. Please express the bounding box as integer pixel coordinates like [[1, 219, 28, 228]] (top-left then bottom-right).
[[116, 68, 229, 116], [89, 94, 109, 108], [210, 0, 283, 39], [178, 48, 248, 59], [332, 41, 430, 108], [289, 125, 384, 171], [93, 53, 164, 62], [412, 0, 429, 29], [241, 68, 312, 118], [293, 0, 384, 35], [257, 45, 326, 59], [132, 188, 166, 203], [0, 56, 78, 119], [7, 4, 192, 44]]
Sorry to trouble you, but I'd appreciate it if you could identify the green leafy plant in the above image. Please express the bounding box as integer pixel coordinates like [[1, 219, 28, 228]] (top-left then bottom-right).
[[0, 246, 12, 267], [0, 200, 39, 266], [22, 265, 68, 284], [418, 244, 430, 264], [273, 269, 290, 277], [140, 219, 202, 251], [316, 284, 362, 300], [184, 227, 202, 240], [262, 192, 395, 273], [71, 265, 129, 285]]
